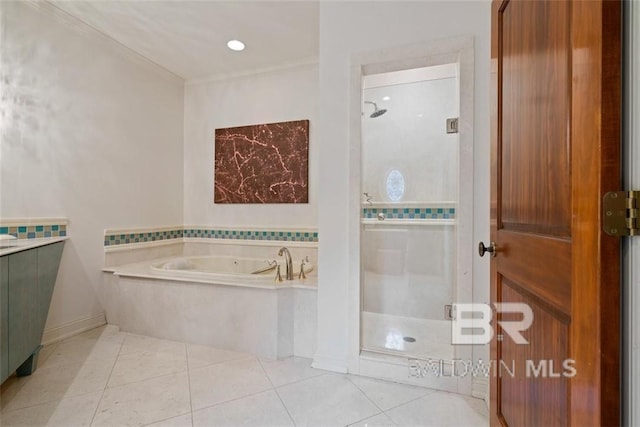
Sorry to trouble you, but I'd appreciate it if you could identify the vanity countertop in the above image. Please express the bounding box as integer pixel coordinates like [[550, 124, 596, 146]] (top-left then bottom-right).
[[0, 236, 69, 257]]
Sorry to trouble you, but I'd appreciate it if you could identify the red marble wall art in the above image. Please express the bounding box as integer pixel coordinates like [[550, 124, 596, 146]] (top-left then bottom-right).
[[214, 120, 309, 203]]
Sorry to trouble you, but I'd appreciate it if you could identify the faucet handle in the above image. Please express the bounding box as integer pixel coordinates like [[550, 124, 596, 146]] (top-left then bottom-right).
[[275, 265, 283, 282], [298, 261, 307, 280]]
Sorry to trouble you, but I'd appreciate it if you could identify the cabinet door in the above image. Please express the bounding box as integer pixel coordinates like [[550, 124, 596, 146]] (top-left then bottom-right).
[[8, 250, 38, 371], [1, 256, 8, 382], [35, 243, 63, 340]]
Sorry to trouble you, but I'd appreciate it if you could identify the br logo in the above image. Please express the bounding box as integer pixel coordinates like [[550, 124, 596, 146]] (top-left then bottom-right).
[[451, 303, 534, 345]]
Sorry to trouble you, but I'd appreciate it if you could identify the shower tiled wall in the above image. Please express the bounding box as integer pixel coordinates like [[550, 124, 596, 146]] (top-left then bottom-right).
[[362, 207, 455, 220]]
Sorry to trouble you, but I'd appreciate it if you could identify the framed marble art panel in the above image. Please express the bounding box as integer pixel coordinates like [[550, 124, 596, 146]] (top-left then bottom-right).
[[214, 120, 309, 203]]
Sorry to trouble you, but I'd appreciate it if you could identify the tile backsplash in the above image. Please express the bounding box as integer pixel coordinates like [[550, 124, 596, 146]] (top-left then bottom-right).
[[104, 229, 183, 246], [0, 222, 68, 239], [104, 226, 318, 247], [183, 228, 318, 242], [362, 207, 455, 220]]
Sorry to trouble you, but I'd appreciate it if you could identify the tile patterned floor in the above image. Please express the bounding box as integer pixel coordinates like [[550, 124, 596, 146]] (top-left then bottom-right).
[[0, 326, 488, 427]]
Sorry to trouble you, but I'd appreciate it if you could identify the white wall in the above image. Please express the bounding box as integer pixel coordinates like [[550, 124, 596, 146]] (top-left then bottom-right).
[[183, 64, 319, 228], [316, 1, 491, 371], [0, 2, 184, 333]]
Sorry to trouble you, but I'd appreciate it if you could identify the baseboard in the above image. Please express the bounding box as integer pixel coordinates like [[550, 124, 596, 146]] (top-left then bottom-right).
[[41, 312, 107, 345], [472, 377, 489, 408], [311, 354, 348, 373]]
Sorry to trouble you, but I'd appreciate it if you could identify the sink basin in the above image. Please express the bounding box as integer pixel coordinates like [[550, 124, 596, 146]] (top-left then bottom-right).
[[0, 245, 17, 250]]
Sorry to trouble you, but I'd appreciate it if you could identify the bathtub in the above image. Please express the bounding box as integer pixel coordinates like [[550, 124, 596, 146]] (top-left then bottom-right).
[[107, 253, 317, 359], [150, 255, 314, 283]]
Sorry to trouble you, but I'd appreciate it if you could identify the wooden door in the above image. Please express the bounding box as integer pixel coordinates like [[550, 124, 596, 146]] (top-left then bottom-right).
[[490, 1, 621, 426]]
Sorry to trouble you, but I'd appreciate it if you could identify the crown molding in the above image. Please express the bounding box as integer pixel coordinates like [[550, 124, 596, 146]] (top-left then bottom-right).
[[23, 1, 184, 85], [185, 57, 319, 86]]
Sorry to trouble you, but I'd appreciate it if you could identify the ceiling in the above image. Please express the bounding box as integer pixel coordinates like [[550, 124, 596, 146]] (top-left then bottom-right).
[[50, 1, 319, 81]]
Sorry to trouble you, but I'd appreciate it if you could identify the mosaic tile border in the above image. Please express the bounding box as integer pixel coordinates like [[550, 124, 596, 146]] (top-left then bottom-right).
[[362, 207, 456, 220], [183, 228, 318, 242], [0, 224, 67, 239], [104, 229, 183, 247], [104, 227, 318, 246]]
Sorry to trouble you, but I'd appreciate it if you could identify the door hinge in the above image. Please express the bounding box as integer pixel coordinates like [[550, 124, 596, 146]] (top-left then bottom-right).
[[446, 118, 459, 134], [603, 191, 640, 236]]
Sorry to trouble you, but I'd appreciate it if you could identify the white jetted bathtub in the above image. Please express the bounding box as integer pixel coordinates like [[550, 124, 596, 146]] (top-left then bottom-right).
[[108, 253, 317, 359], [150, 255, 313, 283]]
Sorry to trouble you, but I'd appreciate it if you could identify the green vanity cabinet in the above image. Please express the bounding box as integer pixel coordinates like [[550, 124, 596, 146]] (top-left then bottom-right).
[[8, 249, 39, 375], [35, 243, 64, 345], [0, 241, 64, 383], [1, 256, 8, 381]]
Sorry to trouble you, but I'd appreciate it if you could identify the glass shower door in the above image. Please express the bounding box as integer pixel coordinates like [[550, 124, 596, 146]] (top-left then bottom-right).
[[360, 64, 459, 362]]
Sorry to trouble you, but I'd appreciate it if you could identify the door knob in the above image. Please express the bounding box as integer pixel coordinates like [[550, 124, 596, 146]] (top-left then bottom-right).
[[478, 241, 497, 258]]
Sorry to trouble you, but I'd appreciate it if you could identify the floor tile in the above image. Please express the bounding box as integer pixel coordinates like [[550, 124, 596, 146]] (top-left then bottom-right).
[[0, 375, 29, 411], [187, 343, 251, 371], [348, 412, 397, 427], [144, 412, 193, 427], [92, 372, 191, 427], [189, 357, 272, 411], [108, 350, 187, 388], [41, 334, 123, 369], [119, 334, 186, 357], [71, 325, 124, 342], [2, 358, 115, 412], [259, 356, 326, 387], [0, 390, 102, 427], [37, 344, 58, 367], [1, 326, 488, 427], [192, 389, 294, 427], [277, 373, 380, 427], [385, 391, 488, 427], [348, 375, 433, 411]]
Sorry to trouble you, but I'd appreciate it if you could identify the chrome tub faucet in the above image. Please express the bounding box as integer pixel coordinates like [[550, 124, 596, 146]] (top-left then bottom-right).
[[278, 247, 293, 280]]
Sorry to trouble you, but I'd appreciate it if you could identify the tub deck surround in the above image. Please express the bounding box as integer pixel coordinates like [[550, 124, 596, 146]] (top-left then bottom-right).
[[106, 256, 317, 290], [105, 256, 317, 359], [0, 218, 68, 241]]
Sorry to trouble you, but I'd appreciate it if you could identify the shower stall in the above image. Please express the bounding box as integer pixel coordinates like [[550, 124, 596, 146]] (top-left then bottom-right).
[[360, 63, 460, 363]]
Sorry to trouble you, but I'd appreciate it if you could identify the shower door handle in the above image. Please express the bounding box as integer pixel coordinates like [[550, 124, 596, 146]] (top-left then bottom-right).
[[478, 241, 497, 258]]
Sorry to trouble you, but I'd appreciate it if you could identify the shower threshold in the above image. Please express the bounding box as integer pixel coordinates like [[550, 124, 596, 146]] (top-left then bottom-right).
[[361, 311, 455, 361]]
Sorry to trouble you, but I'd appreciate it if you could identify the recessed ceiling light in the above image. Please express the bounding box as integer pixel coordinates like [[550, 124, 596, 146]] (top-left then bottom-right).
[[382, 96, 391, 101], [227, 40, 245, 51], [417, 113, 424, 118]]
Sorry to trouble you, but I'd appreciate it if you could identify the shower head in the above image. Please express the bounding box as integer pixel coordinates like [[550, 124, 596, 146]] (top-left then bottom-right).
[[364, 101, 387, 118]]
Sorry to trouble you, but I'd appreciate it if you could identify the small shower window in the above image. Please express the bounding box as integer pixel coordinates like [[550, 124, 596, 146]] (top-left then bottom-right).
[[385, 169, 405, 202]]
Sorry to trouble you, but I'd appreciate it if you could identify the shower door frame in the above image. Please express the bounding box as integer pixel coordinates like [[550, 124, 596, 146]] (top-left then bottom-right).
[[347, 37, 479, 396]]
